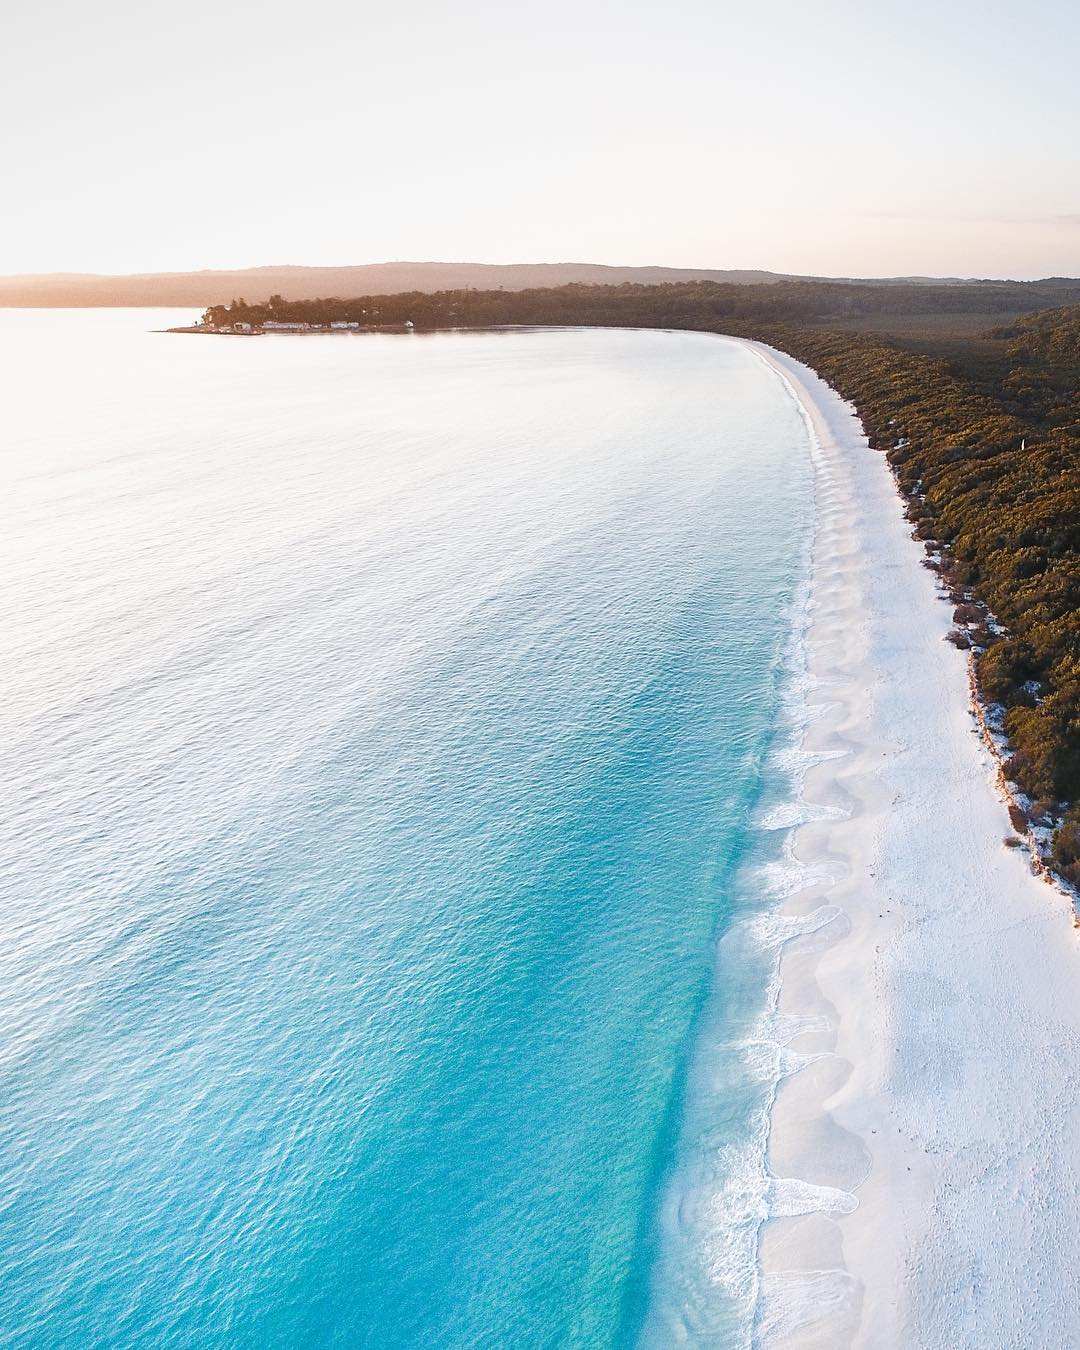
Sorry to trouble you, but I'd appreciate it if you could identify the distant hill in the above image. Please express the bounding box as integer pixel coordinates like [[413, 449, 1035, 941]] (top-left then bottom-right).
[[7, 261, 1080, 308], [0, 262, 790, 307]]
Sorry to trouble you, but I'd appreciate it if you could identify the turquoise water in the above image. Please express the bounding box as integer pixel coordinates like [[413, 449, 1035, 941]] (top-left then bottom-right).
[[0, 314, 814, 1346]]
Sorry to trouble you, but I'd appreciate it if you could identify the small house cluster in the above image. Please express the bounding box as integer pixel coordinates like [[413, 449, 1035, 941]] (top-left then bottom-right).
[[205, 317, 416, 335]]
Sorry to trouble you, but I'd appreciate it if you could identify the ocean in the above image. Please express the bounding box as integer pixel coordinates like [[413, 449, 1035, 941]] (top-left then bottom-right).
[[0, 313, 815, 1346]]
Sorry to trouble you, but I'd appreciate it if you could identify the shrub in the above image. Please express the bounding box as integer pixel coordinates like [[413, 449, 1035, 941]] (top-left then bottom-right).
[[1052, 819, 1080, 868]]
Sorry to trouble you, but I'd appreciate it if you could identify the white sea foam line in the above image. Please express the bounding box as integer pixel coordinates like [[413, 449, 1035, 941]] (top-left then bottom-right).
[[766, 744, 848, 779], [634, 488, 823, 1349], [766, 1176, 858, 1218], [750, 867, 836, 906], [741, 1039, 832, 1083], [661, 337, 837, 1345], [743, 344, 831, 480], [752, 798, 848, 831], [745, 848, 840, 902], [770, 703, 843, 740], [748, 903, 841, 947], [694, 1130, 774, 1320], [731, 339, 869, 1346]]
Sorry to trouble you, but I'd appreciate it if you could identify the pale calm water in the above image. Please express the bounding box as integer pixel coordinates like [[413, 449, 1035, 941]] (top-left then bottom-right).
[[0, 313, 814, 1347]]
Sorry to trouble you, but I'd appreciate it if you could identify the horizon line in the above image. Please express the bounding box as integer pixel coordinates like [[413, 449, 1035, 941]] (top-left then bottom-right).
[[1, 260, 1077, 286]]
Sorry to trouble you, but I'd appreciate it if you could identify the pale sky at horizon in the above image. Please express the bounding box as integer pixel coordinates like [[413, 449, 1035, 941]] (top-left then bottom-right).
[[5, 0, 1079, 280]]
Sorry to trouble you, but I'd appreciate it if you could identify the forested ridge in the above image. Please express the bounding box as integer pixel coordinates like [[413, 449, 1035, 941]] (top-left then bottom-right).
[[203, 285, 1080, 886]]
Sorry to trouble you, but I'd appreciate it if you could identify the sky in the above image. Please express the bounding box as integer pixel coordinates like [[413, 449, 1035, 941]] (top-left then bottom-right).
[[4, 0, 1079, 280]]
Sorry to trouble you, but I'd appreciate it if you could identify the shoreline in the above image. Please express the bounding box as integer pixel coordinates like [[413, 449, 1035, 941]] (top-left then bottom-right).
[[746, 341, 1080, 1347]]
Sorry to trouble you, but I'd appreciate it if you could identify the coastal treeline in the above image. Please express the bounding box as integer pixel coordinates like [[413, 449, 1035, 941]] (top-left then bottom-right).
[[204, 284, 1080, 884], [753, 321, 1080, 882], [202, 277, 1080, 335]]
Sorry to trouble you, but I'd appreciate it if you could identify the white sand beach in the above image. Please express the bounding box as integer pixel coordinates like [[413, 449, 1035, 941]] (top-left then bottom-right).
[[749, 342, 1080, 1348]]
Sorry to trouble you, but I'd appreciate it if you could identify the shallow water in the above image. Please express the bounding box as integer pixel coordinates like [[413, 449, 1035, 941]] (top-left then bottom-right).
[[0, 314, 813, 1346]]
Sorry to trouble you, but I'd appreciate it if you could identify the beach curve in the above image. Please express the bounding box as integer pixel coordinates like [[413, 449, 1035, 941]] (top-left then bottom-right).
[[742, 340, 1080, 1348]]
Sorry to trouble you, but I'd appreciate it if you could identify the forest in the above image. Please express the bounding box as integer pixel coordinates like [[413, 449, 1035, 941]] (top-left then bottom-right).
[[203, 277, 1080, 335], [203, 285, 1080, 887]]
